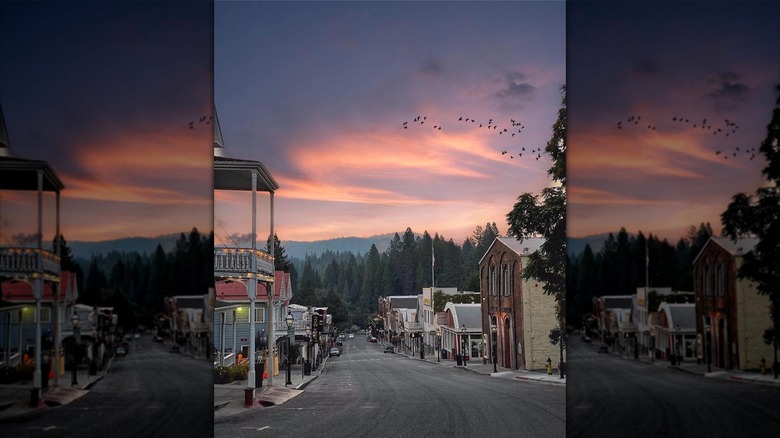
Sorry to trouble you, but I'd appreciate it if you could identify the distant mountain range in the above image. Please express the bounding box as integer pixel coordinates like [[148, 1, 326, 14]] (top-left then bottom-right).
[[69, 232, 403, 260], [69, 231, 618, 261], [70, 234, 181, 259], [282, 233, 400, 259], [567, 234, 610, 256]]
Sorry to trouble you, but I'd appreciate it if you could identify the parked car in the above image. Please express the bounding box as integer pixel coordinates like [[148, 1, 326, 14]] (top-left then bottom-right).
[[154, 335, 163, 343], [116, 346, 127, 357], [581, 335, 592, 343], [369, 336, 378, 343], [348, 333, 354, 339], [383, 345, 394, 353], [329, 347, 340, 357], [134, 333, 141, 339]]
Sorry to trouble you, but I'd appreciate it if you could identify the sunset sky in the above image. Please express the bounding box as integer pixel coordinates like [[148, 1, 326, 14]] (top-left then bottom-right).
[[214, 1, 565, 244], [0, 1, 213, 244], [567, 1, 780, 242]]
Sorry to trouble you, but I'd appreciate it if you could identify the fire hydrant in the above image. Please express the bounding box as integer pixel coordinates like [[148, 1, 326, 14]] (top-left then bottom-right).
[[546, 357, 553, 375]]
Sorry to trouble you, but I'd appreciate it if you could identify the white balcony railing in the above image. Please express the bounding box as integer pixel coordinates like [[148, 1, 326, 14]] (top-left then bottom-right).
[[214, 247, 274, 281], [0, 247, 61, 281]]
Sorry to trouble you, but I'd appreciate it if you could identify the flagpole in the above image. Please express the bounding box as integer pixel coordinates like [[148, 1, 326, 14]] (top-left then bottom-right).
[[431, 242, 435, 289], [646, 237, 651, 362]]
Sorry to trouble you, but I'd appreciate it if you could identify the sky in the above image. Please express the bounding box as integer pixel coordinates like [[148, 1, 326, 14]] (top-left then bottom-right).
[[214, 1, 565, 244], [567, 1, 780, 242], [0, 1, 213, 244]]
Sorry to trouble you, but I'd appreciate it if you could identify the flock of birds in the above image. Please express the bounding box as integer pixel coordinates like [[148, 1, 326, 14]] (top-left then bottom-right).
[[615, 114, 757, 161], [402, 115, 547, 161], [187, 115, 213, 129]]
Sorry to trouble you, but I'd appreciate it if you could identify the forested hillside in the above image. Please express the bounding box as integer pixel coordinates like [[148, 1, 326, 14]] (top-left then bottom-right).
[[566, 223, 714, 326], [288, 223, 501, 329], [69, 228, 214, 331]]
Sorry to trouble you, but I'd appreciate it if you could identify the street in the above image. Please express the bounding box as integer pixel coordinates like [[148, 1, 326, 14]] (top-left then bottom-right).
[[1, 333, 213, 437], [215, 335, 565, 437], [567, 337, 780, 437]]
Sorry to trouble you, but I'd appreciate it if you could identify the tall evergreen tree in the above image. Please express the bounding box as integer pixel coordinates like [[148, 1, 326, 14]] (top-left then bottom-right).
[[266, 233, 292, 272]]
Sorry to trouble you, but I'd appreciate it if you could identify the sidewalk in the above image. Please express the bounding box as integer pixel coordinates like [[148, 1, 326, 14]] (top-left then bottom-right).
[[604, 343, 780, 386], [402, 347, 567, 386], [214, 360, 322, 420], [0, 358, 112, 422]]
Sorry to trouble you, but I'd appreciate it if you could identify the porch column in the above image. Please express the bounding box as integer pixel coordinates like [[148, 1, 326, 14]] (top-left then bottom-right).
[[248, 171, 257, 388]]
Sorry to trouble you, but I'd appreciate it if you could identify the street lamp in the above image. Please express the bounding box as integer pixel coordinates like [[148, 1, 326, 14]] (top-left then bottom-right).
[[491, 321, 497, 373], [71, 312, 80, 386], [675, 324, 681, 365], [436, 328, 441, 363], [461, 324, 467, 366], [304, 324, 311, 377], [704, 323, 712, 373], [285, 310, 294, 386]]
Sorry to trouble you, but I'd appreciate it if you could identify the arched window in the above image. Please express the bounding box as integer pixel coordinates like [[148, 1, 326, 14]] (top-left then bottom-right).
[[502, 263, 510, 296], [490, 265, 497, 295]]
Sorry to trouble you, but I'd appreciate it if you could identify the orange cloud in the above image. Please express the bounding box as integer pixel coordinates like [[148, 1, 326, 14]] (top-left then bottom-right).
[[64, 130, 212, 205], [290, 128, 498, 180]]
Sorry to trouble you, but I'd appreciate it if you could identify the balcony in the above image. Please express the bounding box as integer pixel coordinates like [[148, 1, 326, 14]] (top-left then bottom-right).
[[0, 247, 61, 282], [213, 247, 274, 282]]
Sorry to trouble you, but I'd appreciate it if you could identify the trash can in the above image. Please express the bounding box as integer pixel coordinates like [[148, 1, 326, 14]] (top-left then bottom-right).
[[244, 387, 254, 406], [456, 355, 463, 366]]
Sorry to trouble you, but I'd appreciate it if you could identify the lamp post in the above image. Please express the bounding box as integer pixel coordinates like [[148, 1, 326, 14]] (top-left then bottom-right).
[[704, 323, 711, 373], [71, 312, 80, 386], [675, 324, 681, 365], [285, 310, 294, 386], [436, 328, 441, 363], [461, 324, 467, 366], [304, 325, 311, 377], [491, 321, 497, 373]]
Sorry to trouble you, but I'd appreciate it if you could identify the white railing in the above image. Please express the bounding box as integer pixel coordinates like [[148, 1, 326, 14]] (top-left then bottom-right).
[[214, 247, 274, 280], [0, 247, 60, 281]]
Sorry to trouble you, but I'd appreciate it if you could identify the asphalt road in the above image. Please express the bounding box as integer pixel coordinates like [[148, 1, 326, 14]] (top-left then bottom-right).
[[1, 333, 213, 437], [216, 335, 565, 438], [567, 338, 780, 438]]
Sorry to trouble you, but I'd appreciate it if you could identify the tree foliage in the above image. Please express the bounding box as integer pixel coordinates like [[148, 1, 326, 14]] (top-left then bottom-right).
[[287, 223, 499, 328], [76, 228, 213, 330], [720, 83, 780, 373], [506, 85, 567, 351], [567, 224, 713, 324]]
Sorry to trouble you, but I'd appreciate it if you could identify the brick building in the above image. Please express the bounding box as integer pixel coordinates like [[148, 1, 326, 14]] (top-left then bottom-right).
[[479, 237, 559, 371], [693, 236, 772, 370]]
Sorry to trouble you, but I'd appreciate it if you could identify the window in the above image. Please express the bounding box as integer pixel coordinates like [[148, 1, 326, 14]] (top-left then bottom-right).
[[717, 264, 725, 296], [255, 307, 266, 323], [39, 307, 51, 324], [502, 263, 511, 296], [490, 265, 497, 296]]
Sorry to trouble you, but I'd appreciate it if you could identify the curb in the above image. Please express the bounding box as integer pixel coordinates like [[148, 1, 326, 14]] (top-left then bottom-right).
[[295, 374, 318, 390], [514, 375, 567, 386]]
